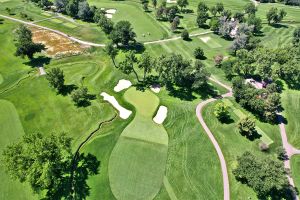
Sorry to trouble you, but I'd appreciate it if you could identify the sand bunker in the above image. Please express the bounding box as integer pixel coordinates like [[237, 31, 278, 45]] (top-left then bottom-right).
[[167, 0, 177, 3], [101, 92, 132, 119], [200, 36, 211, 43], [105, 14, 113, 19], [150, 84, 161, 93], [153, 106, 168, 124], [39, 67, 46, 75], [31, 27, 87, 57], [114, 79, 132, 92], [106, 9, 117, 14]]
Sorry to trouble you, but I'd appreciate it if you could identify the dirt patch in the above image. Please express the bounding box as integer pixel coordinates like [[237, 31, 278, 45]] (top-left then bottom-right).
[[31, 27, 88, 57]]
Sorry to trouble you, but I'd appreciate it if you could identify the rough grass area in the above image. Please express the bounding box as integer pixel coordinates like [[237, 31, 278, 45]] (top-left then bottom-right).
[[282, 88, 300, 149], [202, 98, 282, 200], [0, 100, 37, 200], [291, 155, 300, 198], [31, 27, 86, 56], [109, 88, 168, 200]]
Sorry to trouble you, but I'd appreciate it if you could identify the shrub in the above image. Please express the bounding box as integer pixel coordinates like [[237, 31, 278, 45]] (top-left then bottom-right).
[[181, 29, 189, 40], [194, 47, 205, 59]]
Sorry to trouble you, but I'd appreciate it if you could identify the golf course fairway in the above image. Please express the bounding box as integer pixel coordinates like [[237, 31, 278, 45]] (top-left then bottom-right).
[[109, 88, 168, 200]]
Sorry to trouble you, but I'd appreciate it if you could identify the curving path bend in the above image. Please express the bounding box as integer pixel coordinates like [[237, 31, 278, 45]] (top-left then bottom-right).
[[196, 77, 232, 200], [197, 77, 300, 200]]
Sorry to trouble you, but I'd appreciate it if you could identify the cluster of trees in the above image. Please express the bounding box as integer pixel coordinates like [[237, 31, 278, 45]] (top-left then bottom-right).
[[261, 0, 300, 6], [233, 151, 294, 199], [46, 68, 92, 106], [266, 7, 287, 24], [14, 25, 45, 59], [232, 77, 281, 122], [1, 132, 100, 199]]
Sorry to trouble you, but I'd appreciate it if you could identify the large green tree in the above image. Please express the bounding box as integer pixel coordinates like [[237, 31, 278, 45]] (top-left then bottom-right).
[[238, 116, 257, 139], [177, 0, 189, 11], [1, 133, 100, 199], [110, 21, 136, 46], [105, 41, 118, 66], [138, 51, 154, 82], [14, 25, 45, 59], [46, 67, 65, 93], [119, 51, 140, 82]]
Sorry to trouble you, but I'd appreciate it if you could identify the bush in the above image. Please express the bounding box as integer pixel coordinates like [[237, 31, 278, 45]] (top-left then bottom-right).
[[181, 29, 189, 40], [194, 47, 205, 59], [214, 54, 223, 67], [259, 142, 269, 151]]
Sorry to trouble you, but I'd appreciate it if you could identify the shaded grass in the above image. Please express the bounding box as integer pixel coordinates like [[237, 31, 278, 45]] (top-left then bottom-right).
[[202, 98, 283, 199]]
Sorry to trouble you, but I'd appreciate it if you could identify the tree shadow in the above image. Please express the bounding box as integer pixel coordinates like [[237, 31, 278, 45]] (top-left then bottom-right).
[[75, 93, 96, 107], [240, 130, 262, 141], [219, 116, 234, 124], [23, 56, 51, 68], [119, 42, 145, 54], [181, 9, 194, 14], [60, 84, 78, 96], [270, 23, 289, 29]]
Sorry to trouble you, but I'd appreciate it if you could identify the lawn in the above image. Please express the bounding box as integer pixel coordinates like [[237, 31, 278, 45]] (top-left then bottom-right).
[[282, 88, 300, 149], [109, 88, 168, 200], [0, 100, 37, 200], [202, 98, 282, 199], [291, 155, 300, 197]]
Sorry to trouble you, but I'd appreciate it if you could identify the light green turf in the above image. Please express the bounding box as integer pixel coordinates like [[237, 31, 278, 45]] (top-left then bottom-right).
[[291, 155, 300, 198], [41, 12, 51, 17], [50, 18, 63, 23], [282, 88, 300, 149], [63, 22, 77, 28], [0, 100, 37, 200], [0, 73, 3, 85], [109, 88, 168, 200], [203, 98, 282, 199], [223, 99, 273, 145], [199, 36, 222, 48]]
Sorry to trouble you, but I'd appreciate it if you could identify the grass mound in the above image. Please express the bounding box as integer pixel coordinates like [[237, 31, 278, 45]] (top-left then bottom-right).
[[109, 88, 168, 200]]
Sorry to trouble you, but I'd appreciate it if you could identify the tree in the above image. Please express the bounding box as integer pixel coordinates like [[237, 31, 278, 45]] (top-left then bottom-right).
[[244, 2, 257, 15], [152, 0, 157, 8], [138, 51, 153, 81], [77, 1, 93, 21], [171, 16, 180, 32], [177, 0, 188, 11], [142, 2, 149, 11], [110, 21, 136, 46], [119, 51, 140, 82], [46, 68, 65, 93], [209, 6, 217, 17], [233, 151, 292, 199], [66, 0, 79, 18], [181, 29, 189, 40], [190, 60, 210, 89], [97, 13, 114, 34], [233, 12, 245, 22], [196, 12, 209, 27], [2, 132, 100, 199], [209, 17, 219, 32], [105, 42, 118, 67], [292, 27, 300, 46], [216, 2, 224, 14], [230, 34, 248, 55], [238, 116, 257, 139], [71, 87, 89, 106], [214, 54, 223, 67], [214, 102, 229, 122], [194, 47, 204, 59], [14, 25, 45, 59], [266, 7, 286, 24], [55, 0, 68, 13], [247, 14, 262, 33], [197, 1, 208, 13]]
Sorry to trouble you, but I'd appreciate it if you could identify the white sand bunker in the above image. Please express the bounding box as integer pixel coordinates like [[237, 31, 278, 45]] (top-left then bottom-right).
[[114, 79, 132, 92], [101, 92, 132, 119], [167, 0, 177, 3], [105, 14, 113, 19], [200, 36, 211, 43], [153, 106, 168, 124], [150, 84, 161, 93], [106, 9, 116, 14], [39, 67, 46, 75]]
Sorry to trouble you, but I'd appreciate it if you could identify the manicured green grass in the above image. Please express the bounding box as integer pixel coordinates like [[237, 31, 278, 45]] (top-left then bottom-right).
[[282, 88, 300, 149], [63, 22, 77, 28], [0, 100, 37, 200], [203, 98, 282, 199], [109, 88, 168, 200], [291, 155, 300, 197], [50, 18, 63, 23]]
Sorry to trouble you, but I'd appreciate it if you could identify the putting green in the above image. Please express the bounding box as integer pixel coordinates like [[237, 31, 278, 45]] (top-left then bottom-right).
[[0, 73, 3, 85], [109, 88, 168, 200], [41, 12, 52, 17], [50, 18, 63, 23], [0, 100, 36, 200]]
